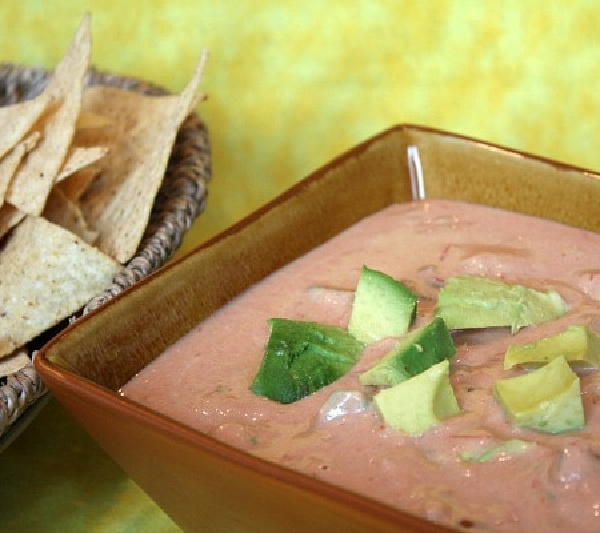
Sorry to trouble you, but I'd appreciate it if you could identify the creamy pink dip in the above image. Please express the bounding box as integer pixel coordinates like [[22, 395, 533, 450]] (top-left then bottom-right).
[[122, 199, 600, 532]]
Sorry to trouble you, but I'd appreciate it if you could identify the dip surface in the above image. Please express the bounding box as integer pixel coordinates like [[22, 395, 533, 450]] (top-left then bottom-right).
[[122, 199, 600, 532]]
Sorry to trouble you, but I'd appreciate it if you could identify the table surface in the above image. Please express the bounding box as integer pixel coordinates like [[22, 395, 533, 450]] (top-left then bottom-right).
[[3, 1, 600, 531]]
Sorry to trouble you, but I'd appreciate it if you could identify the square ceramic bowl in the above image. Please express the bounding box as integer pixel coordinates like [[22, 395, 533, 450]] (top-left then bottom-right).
[[35, 125, 600, 533]]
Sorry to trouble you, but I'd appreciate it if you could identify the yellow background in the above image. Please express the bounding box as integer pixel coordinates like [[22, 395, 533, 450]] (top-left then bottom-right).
[[2, 1, 600, 530]]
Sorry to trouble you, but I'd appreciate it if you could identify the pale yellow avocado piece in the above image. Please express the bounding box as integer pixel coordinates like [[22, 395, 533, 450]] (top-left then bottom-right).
[[348, 266, 416, 343], [435, 276, 569, 333], [373, 359, 460, 435], [504, 324, 600, 370], [495, 356, 584, 433]]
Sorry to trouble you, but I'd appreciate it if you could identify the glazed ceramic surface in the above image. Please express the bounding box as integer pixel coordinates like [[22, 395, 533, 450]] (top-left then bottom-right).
[[36, 125, 600, 532]]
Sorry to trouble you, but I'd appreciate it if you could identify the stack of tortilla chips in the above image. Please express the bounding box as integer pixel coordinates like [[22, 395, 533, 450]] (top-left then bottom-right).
[[0, 13, 207, 375]]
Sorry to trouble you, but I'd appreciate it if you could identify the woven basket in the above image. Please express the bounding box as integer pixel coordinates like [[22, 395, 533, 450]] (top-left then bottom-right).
[[0, 64, 211, 446]]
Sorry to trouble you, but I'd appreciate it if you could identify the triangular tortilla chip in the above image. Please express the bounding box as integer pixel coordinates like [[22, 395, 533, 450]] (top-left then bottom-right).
[[76, 110, 113, 130], [56, 145, 108, 182], [71, 108, 116, 149], [56, 164, 101, 202], [0, 348, 30, 375], [5, 13, 91, 215], [0, 131, 40, 203], [0, 92, 49, 161], [0, 203, 25, 240], [43, 187, 98, 244], [79, 52, 207, 263], [0, 215, 119, 357]]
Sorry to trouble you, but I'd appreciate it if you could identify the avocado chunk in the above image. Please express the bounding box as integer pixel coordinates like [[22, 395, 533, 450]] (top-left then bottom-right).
[[348, 266, 417, 343], [359, 317, 456, 387], [435, 276, 568, 333], [504, 324, 600, 370], [459, 439, 535, 462], [251, 318, 365, 404], [373, 359, 460, 435], [494, 356, 584, 433]]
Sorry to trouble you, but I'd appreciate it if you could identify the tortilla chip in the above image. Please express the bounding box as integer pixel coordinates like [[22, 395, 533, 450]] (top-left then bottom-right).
[[0, 348, 30, 376], [72, 109, 116, 148], [79, 52, 207, 263], [5, 13, 91, 215], [43, 187, 98, 244], [0, 14, 208, 373], [76, 110, 113, 131], [0, 92, 49, 161], [56, 145, 108, 182], [0, 215, 120, 357], [56, 164, 101, 202], [0, 131, 40, 203], [0, 203, 25, 240]]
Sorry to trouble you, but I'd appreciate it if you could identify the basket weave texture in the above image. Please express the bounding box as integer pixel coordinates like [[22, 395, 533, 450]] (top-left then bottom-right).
[[0, 64, 211, 440]]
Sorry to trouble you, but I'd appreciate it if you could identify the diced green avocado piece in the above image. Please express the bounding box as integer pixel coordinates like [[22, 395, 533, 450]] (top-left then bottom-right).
[[359, 317, 456, 387], [504, 324, 600, 370], [435, 276, 569, 333], [251, 318, 365, 404], [495, 356, 584, 433], [348, 266, 417, 343], [459, 439, 535, 462], [373, 359, 460, 435]]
